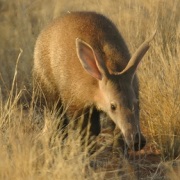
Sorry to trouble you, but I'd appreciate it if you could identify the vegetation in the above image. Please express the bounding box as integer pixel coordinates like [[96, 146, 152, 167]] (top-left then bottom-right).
[[0, 0, 179, 179]]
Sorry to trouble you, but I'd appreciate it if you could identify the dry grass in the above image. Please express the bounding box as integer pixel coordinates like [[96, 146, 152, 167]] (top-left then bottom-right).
[[0, 0, 180, 179]]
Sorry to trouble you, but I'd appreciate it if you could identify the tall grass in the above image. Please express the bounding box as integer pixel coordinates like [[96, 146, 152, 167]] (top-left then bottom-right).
[[0, 0, 180, 179], [0, 57, 133, 179], [139, 1, 180, 160]]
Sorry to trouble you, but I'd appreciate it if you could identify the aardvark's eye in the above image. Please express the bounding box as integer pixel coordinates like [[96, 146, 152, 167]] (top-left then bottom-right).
[[110, 103, 117, 111]]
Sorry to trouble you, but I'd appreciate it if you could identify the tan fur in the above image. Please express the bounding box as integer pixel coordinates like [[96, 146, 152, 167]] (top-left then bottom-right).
[[34, 11, 154, 150], [34, 12, 130, 113]]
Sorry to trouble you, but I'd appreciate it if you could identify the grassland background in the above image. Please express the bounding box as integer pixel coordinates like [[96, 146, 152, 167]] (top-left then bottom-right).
[[0, 0, 180, 179]]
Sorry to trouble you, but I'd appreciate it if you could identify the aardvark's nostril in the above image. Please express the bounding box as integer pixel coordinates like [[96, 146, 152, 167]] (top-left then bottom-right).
[[133, 133, 146, 151]]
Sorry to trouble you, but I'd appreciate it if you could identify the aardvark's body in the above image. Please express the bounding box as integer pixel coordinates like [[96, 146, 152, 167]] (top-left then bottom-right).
[[34, 11, 155, 150]]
